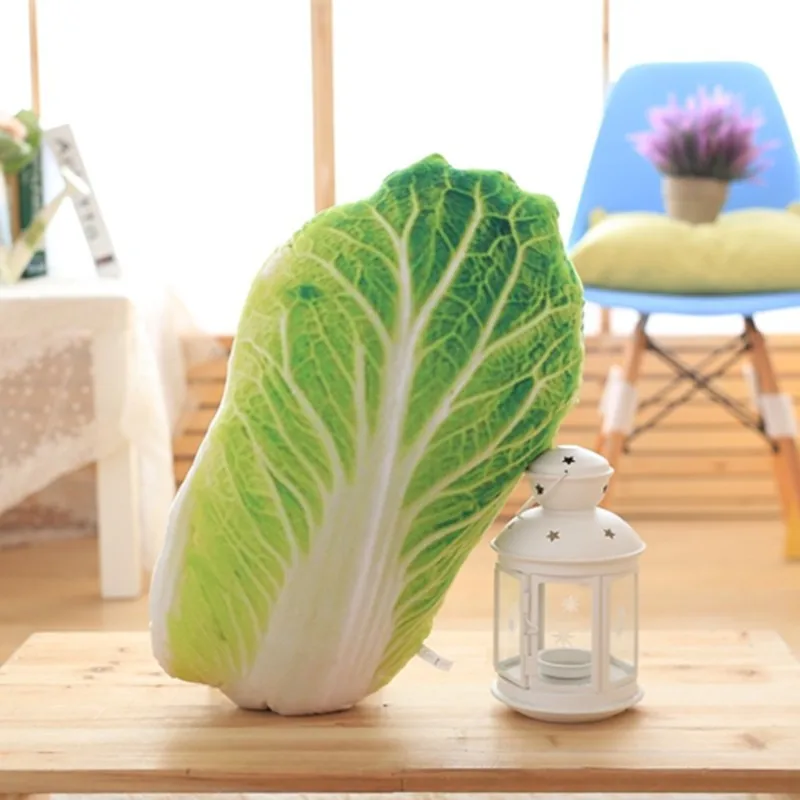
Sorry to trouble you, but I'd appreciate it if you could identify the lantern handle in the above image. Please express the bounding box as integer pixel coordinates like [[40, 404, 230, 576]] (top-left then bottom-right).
[[509, 470, 570, 522]]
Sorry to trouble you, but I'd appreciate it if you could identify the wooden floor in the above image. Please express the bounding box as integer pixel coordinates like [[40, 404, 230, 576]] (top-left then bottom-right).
[[1, 517, 799, 800], [174, 333, 800, 522]]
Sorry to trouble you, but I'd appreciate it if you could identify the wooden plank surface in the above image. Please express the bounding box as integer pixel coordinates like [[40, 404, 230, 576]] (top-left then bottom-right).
[[173, 333, 800, 519], [173, 428, 779, 457], [181, 371, 800, 406], [1, 630, 799, 795]]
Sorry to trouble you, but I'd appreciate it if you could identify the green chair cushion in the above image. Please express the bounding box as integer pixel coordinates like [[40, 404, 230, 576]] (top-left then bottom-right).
[[570, 206, 800, 295]]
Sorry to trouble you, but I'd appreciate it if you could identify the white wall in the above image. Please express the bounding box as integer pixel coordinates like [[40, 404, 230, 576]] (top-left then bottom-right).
[[1, 0, 798, 336]]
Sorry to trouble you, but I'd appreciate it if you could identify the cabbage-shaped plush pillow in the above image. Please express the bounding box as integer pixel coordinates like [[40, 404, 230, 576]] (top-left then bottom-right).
[[149, 154, 585, 715], [571, 206, 800, 295]]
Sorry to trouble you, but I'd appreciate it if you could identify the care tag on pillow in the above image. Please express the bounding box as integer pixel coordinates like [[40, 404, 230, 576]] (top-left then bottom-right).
[[417, 643, 453, 671]]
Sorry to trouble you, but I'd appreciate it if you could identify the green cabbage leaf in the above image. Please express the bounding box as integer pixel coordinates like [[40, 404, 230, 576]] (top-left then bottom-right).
[[149, 154, 584, 715]]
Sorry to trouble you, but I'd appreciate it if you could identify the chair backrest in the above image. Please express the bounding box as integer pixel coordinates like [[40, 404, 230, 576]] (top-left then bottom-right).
[[568, 61, 800, 248]]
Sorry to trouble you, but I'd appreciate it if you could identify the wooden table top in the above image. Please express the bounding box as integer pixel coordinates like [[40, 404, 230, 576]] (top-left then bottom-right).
[[0, 629, 799, 795]]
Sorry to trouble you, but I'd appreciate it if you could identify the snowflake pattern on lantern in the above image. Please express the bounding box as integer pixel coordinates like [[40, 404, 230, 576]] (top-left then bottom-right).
[[547, 591, 587, 649], [562, 594, 580, 614], [553, 631, 574, 647]]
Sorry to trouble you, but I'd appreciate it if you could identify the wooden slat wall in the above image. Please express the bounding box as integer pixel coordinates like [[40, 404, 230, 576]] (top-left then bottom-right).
[[175, 334, 800, 521]]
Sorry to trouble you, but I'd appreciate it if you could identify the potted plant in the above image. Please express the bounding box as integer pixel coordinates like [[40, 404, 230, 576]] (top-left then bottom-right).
[[1, 109, 45, 279], [0, 110, 87, 285], [0, 110, 40, 174], [629, 86, 777, 224]]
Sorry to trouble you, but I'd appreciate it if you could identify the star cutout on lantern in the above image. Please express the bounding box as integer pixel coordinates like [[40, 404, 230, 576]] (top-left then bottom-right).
[[562, 455, 576, 465], [604, 528, 616, 539], [547, 530, 560, 542], [535, 483, 544, 495], [553, 631, 574, 647]]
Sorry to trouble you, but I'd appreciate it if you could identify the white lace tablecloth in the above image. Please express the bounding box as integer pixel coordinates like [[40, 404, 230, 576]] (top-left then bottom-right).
[[0, 275, 193, 573]]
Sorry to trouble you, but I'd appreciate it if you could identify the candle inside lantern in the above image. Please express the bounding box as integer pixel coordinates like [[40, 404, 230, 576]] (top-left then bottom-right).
[[538, 648, 592, 681]]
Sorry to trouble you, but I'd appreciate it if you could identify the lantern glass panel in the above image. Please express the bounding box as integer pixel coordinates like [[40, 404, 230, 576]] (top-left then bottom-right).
[[536, 580, 593, 686], [494, 566, 524, 686], [608, 572, 637, 684]]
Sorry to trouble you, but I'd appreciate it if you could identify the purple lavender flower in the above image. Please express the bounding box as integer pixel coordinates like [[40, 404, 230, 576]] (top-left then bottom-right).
[[628, 86, 779, 182]]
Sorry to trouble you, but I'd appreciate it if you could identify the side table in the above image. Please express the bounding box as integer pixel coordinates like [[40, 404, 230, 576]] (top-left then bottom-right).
[[0, 628, 798, 796], [0, 277, 178, 599]]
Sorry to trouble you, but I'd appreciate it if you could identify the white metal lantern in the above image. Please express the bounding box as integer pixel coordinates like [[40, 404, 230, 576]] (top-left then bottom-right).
[[490, 444, 646, 723]]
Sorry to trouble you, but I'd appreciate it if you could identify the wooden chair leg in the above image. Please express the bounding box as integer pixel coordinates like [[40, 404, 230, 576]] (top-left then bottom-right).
[[599, 315, 648, 503], [595, 369, 614, 455], [595, 310, 616, 454], [594, 428, 607, 455], [744, 318, 800, 560]]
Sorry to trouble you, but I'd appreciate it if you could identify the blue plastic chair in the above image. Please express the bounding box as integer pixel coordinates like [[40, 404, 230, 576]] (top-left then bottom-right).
[[569, 61, 800, 558]]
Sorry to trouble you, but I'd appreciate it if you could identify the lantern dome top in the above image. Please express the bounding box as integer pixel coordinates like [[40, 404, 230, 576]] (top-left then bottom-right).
[[524, 445, 614, 512], [527, 445, 612, 480], [492, 505, 645, 564]]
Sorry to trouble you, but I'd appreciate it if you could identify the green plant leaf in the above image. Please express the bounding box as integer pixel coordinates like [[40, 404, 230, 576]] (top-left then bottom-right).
[[0, 110, 41, 174], [15, 109, 42, 148]]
